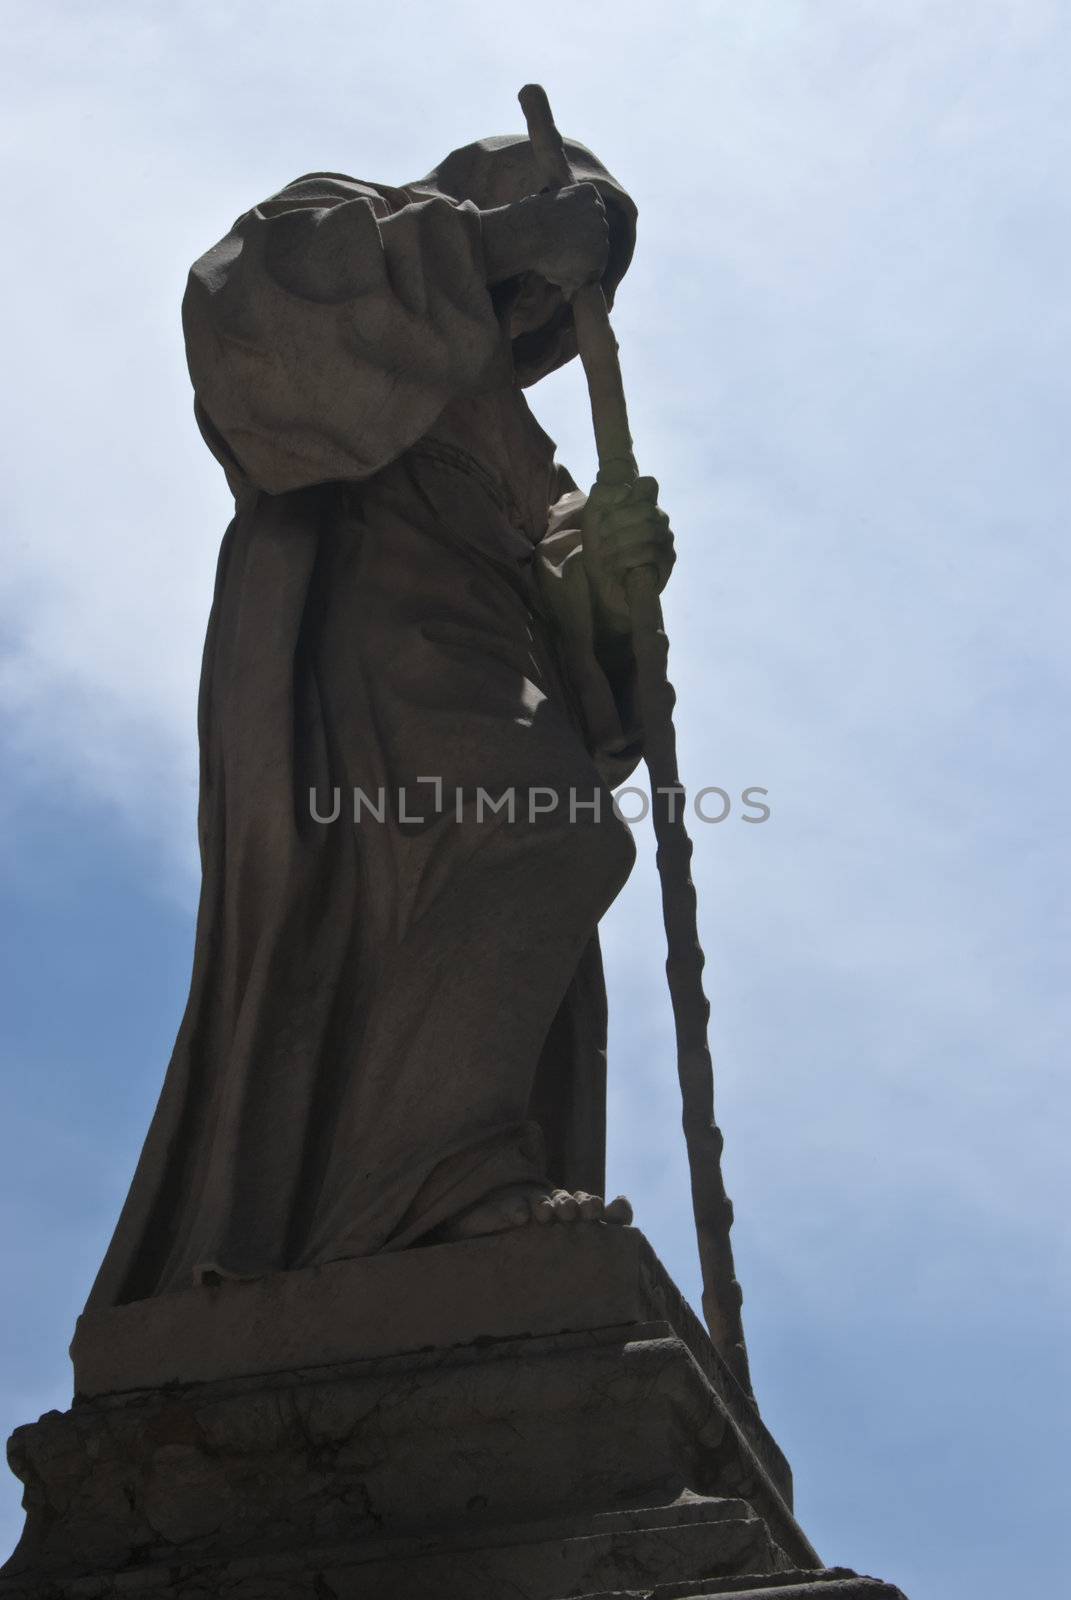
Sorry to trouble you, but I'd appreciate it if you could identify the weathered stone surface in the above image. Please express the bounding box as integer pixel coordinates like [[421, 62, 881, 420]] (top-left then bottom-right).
[[5, 1233, 912, 1600], [579, 1579, 907, 1600], [73, 1226, 706, 1390], [0, 1512, 908, 1600], [71, 1228, 789, 1509], [5, 1231, 830, 1599], [86, 1500, 776, 1600]]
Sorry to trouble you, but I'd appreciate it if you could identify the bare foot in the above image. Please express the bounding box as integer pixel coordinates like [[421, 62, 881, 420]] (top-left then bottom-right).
[[533, 1189, 633, 1227], [437, 1184, 632, 1242]]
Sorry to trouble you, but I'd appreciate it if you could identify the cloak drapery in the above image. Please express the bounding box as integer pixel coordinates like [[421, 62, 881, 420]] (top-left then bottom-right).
[[86, 137, 642, 1309]]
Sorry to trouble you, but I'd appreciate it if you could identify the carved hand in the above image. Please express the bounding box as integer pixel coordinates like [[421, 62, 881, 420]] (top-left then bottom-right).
[[581, 477, 675, 638], [481, 183, 609, 295]]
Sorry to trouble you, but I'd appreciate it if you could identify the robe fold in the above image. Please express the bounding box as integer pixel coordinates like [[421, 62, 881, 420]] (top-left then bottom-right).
[[86, 136, 642, 1309]]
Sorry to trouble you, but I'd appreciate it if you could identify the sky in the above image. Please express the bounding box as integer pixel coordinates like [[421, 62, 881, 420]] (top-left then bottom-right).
[[1, 2, 1069, 1596]]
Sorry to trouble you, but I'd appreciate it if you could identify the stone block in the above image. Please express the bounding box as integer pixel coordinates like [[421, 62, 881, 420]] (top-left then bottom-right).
[[2, 1229, 907, 1600]]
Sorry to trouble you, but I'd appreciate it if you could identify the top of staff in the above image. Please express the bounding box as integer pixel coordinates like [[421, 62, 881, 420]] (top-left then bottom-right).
[[518, 83, 576, 190]]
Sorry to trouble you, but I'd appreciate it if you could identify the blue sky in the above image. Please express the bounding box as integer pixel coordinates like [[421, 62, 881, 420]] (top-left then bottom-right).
[[2, 3, 1069, 1596]]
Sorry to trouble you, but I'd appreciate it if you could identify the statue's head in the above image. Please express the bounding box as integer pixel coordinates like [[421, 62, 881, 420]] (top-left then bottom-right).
[[410, 134, 637, 386]]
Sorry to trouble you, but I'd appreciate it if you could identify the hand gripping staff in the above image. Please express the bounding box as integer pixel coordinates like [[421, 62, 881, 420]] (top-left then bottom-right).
[[518, 83, 752, 1399]]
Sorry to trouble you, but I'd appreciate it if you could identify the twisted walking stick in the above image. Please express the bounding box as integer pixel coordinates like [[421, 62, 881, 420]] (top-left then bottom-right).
[[519, 84, 752, 1399]]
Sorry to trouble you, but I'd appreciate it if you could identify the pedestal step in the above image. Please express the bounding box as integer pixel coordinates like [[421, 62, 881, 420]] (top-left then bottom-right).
[[579, 1572, 908, 1600], [1, 1230, 907, 1599], [1, 1501, 908, 1600]]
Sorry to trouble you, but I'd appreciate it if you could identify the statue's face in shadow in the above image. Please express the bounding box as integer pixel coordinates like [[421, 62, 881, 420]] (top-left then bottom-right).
[[508, 273, 565, 339], [503, 272, 576, 386]]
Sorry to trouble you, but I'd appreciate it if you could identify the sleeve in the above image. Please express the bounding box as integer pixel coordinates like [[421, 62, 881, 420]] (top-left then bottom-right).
[[537, 481, 643, 788], [182, 174, 511, 495]]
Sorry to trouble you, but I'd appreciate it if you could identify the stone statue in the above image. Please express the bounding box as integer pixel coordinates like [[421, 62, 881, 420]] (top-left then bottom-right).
[[84, 133, 676, 1309], [1, 101, 911, 1600]]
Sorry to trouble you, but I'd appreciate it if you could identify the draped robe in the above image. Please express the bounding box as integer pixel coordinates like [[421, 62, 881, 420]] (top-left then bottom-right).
[[86, 137, 643, 1309]]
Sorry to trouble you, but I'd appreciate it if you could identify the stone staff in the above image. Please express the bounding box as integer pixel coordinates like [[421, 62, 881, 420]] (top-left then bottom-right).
[[518, 82, 753, 1399]]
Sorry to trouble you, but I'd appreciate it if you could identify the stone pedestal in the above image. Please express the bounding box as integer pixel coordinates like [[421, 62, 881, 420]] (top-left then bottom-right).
[[1, 1228, 906, 1599]]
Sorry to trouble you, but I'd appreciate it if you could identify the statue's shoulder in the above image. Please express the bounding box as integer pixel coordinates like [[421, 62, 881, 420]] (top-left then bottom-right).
[[257, 173, 416, 218]]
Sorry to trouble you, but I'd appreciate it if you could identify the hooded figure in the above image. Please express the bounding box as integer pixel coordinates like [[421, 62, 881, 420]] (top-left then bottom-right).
[[86, 136, 649, 1309]]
